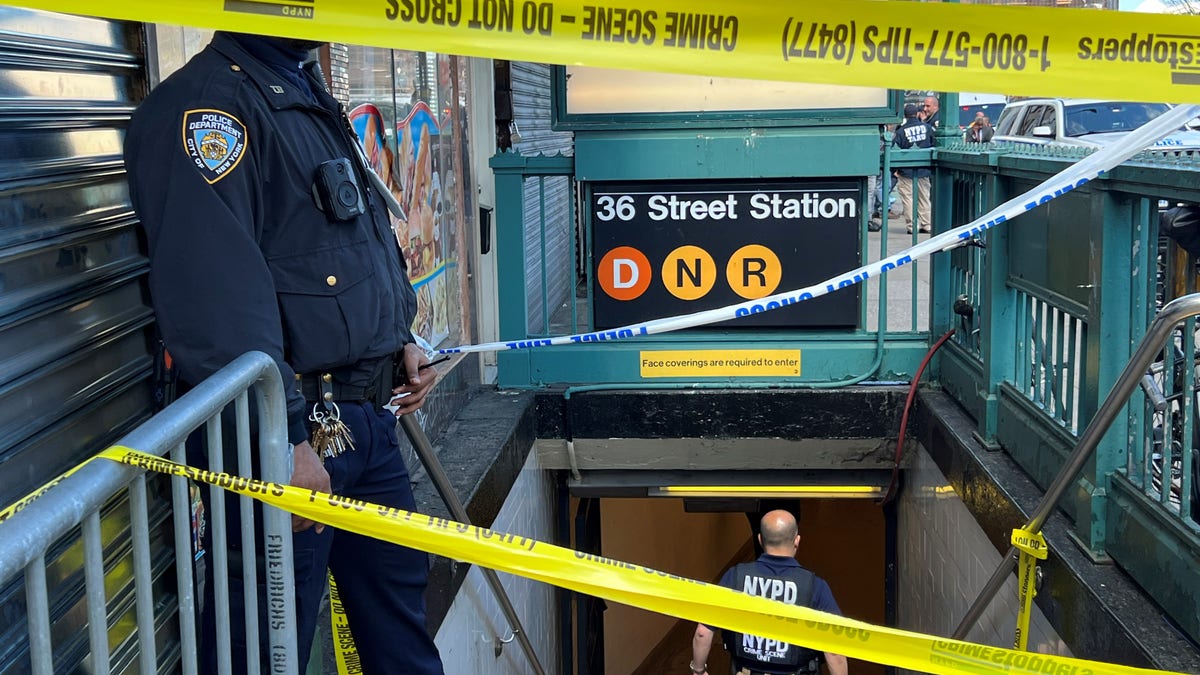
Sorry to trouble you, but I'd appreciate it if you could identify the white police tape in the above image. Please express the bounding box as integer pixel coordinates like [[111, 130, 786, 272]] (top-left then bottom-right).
[[438, 104, 1200, 356]]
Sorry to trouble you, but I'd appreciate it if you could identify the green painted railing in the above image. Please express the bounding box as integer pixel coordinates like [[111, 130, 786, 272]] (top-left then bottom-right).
[[490, 138, 1200, 642], [933, 140, 1200, 644]]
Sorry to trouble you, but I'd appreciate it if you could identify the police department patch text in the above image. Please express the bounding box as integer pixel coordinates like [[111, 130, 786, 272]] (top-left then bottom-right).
[[182, 109, 248, 184]]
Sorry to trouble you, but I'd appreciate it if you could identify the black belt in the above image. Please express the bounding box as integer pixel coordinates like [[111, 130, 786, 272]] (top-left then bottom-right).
[[296, 357, 393, 406]]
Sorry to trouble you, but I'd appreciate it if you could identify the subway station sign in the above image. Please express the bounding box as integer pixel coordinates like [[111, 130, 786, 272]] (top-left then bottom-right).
[[591, 180, 860, 329]]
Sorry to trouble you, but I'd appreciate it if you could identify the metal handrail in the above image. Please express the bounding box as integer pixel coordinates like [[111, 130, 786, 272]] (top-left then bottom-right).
[[952, 293, 1200, 639], [400, 415, 549, 672], [399, 415, 548, 675], [361, 140, 547, 674]]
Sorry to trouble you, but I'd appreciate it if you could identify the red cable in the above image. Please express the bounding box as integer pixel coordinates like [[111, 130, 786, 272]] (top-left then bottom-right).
[[880, 328, 956, 505]]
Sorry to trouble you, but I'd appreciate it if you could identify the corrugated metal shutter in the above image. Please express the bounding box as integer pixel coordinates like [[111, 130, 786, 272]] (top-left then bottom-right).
[[0, 9, 171, 673], [509, 62, 571, 157], [510, 62, 576, 333]]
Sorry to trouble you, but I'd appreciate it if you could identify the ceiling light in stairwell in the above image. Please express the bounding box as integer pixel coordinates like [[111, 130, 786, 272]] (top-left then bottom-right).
[[649, 485, 883, 499]]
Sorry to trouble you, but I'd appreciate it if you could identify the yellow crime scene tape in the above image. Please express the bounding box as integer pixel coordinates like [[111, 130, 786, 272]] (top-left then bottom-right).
[[6, 444, 1159, 675], [8, 0, 1200, 103], [0, 455, 99, 524], [1011, 527, 1049, 653], [327, 574, 364, 675]]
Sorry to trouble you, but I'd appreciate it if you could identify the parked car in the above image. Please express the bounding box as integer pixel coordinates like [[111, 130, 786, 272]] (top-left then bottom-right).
[[992, 98, 1200, 152]]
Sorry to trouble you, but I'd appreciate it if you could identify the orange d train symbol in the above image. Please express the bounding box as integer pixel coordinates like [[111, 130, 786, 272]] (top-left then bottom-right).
[[598, 246, 652, 301]]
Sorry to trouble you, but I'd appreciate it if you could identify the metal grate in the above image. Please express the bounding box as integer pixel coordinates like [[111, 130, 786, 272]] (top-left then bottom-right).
[[1013, 287, 1087, 434]]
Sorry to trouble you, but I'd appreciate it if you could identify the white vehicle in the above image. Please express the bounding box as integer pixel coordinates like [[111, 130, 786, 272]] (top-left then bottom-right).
[[992, 98, 1200, 152]]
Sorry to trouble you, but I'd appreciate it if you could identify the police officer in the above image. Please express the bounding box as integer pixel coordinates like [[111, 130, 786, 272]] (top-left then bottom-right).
[[691, 511, 848, 675], [893, 103, 935, 235], [125, 32, 443, 674]]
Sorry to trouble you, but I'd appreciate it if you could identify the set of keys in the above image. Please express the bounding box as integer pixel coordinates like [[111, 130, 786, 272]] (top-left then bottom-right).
[[309, 402, 355, 459]]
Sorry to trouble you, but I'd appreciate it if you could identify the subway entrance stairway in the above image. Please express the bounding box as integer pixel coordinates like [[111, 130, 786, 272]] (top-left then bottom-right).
[[470, 105, 1200, 674], [7, 367, 1200, 675], [382, 380, 1200, 675]]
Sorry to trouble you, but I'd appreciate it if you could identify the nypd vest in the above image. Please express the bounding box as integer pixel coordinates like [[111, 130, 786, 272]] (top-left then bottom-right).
[[723, 563, 819, 671]]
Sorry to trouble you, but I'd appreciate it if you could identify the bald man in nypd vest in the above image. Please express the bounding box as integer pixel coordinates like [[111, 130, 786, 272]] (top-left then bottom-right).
[[691, 510, 849, 675]]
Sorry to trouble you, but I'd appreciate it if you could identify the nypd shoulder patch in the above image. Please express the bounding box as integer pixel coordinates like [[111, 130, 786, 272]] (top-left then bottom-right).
[[181, 108, 248, 184]]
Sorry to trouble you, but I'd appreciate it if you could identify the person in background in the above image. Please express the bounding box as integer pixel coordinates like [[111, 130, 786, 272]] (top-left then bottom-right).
[[867, 129, 888, 232], [892, 103, 935, 235], [964, 112, 994, 143], [923, 95, 941, 129]]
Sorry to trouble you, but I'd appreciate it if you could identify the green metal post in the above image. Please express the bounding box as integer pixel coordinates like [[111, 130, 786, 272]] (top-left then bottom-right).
[[937, 92, 960, 146], [979, 164, 1012, 445], [930, 153, 954, 340], [491, 152, 533, 387], [1126, 198, 1154, 483], [1081, 188, 1137, 555]]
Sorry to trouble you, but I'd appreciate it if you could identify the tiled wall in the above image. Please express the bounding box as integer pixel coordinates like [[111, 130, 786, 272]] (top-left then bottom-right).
[[434, 447, 559, 674], [898, 448, 1073, 673]]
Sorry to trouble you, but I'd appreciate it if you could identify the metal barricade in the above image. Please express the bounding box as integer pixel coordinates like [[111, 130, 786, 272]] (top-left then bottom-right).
[[0, 351, 297, 675]]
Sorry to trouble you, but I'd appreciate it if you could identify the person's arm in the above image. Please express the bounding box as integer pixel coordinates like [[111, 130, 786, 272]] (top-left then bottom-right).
[[806, 578, 848, 675], [389, 342, 438, 414], [824, 652, 848, 675], [690, 623, 714, 675], [355, 153, 435, 415], [382, 196, 437, 414]]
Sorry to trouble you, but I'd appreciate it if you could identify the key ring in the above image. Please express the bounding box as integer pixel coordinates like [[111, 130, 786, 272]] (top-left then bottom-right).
[[310, 401, 343, 420]]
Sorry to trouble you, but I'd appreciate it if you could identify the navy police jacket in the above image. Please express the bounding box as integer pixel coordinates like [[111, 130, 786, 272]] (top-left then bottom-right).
[[125, 33, 417, 444], [711, 554, 841, 674], [892, 117, 935, 179]]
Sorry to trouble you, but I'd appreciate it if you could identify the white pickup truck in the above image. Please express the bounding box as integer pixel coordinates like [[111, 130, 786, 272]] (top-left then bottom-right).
[[991, 98, 1200, 152]]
